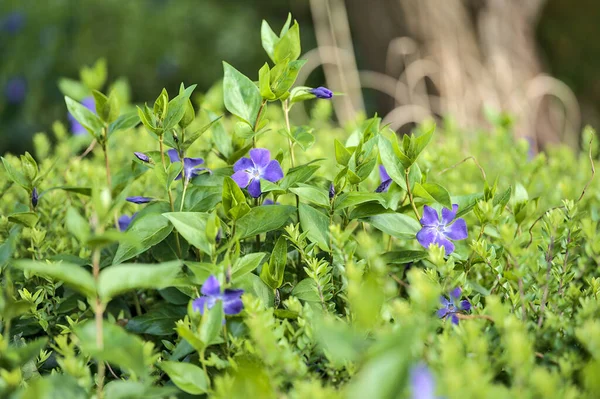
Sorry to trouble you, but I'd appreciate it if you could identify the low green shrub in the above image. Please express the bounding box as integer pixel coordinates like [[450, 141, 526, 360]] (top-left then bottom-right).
[[1, 15, 599, 399]]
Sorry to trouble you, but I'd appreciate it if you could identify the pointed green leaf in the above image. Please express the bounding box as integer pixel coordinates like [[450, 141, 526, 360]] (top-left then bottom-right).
[[222, 62, 262, 126], [13, 260, 96, 298]]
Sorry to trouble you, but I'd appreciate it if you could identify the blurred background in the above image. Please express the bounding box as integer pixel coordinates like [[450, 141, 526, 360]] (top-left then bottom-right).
[[1, 0, 599, 155]]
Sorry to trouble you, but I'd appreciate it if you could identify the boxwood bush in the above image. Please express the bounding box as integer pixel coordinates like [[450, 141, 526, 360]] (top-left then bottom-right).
[[1, 15, 599, 399]]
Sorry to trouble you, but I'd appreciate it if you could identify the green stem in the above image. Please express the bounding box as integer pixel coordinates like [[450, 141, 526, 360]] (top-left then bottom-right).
[[283, 99, 296, 168], [405, 168, 420, 220], [253, 100, 267, 147], [179, 180, 189, 212], [92, 248, 105, 398], [159, 136, 183, 258]]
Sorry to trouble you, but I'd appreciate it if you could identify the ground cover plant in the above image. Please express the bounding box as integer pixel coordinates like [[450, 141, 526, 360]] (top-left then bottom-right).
[[1, 15, 600, 399]]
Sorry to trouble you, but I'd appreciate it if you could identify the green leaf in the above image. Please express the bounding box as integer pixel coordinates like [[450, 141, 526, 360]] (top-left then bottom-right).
[[20, 374, 88, 399], [280, 164, 320, 190], [65, 207, 90, 242], [12, 260, 96, 298], [108, 111, 140, 136], [299, 203, 330, 250], [292, 278, 320, 302], [222, 176, 250, 220], [493, 186, 512, 209], [199, 301, 224, 346], [8, 212, 39, 228], [261, 20, 279, 62], [259, 63, 276, 100], [163, 85, 197, 130], [409, 124, 435, 161], [64, 96, 104, 139], [209, 111, 232, 159], [231, 252, 267, 281], [184, 185, 222, 212], [335, 139, 352, 166], [366, 213, 420, 239], [126, 304, 187, 336], [381, 250, 428, 264], [76, 321, 148, 377], [378, 135, 408, 190], [290, 184, 330, 208], [334, 192, 384, 211], [453, 193, 484, 218], [113, 213, 174, 264], [271, 60, 306, 98], [104, 381, 179, 399], [235, 205, 295, 239], [274, 21, 301, 63], [260, 236, 287, 289], [98, 260, 183, 302], [159, 361, 209, 395], [162, 212, 212, 256], [413, 182, 452, 209], [222, 62, 262, 126], [235, 273, 274, 307], [2, 156, 30, 189]]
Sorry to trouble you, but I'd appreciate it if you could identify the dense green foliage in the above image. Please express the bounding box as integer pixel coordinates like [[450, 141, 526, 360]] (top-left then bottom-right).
[[2, 16, 600, 399]]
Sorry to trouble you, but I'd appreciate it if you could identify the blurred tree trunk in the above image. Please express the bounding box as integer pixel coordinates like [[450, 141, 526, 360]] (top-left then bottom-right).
[[343, 0, 579, 148]]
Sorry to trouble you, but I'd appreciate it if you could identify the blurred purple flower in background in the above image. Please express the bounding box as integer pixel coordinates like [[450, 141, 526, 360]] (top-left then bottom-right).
[[438, 287, 471, 325], [2, 12, 25, 35], [376, 165, 392, 193], [416, 204, 467, 254], [134, 152, 150, 163], [69, 97, 95, 135], [118, 213, 137, 231], [192, 275, 244, 315], [231, 148, 283, 198], [126, 196, 153, 204], [410, 364, 442, 399], [329, 183, 335, 199], [4, 77, 27, 104], [167, 149, 209, 181]]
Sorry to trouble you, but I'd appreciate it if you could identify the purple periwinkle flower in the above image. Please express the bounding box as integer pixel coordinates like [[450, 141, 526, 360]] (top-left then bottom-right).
[[438, 287, 471, 325], [192, 275, 244, 316], [376, 165, 392, 193], [263, 199, 279, 205], [231, 148, 284, 198], [134, 152, 150, 163], [310, 86, 333, 99], [410, 364, 442, 399], [2, 12, 25, 34], [31, 188, 39, 208], [5, 77, 27, 104], [416, 204, 467, 255], [69, 97, 95, 135], [167, 149, 209, 181], [126, 196, 153, 204], [118, 213, 137, 231], [329, 183, 335, 199]]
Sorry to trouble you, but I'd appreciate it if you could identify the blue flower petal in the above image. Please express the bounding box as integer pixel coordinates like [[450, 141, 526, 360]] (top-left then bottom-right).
[[249, 148, 271, 168], [444, 218, 468, 240], [441, 204, 459, 225], [261, 160, 283, 182], [420, 206, 439, 227], [233, 157, 253, 172], [416, 226, 438, 249], [247, 179, 262, 198], [410, 364, 436, 399], [201, 275, 221, 296], [167, 149, 180, 163], [450, 287, 462, 299], [232, 170, 251, 188]]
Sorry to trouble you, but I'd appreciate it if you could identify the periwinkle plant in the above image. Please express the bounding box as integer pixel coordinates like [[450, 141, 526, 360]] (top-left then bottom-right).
[[1, 12, 598, 399]]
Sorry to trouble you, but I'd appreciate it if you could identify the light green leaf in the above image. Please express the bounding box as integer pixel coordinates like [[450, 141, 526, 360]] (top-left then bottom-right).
[[8, 212, 39, 228], [76, 321, 148, 377], [222, 62, 262, 126], [159, 361, 209, 395], [366, 213, 420, 239], [261, 20, 279, 62], [64, 96, 104, 138], [413, 182, 452, 209], [162, 212, 212, 256], [163, 85, 197, 130], [235, 205, 295, 239], [231, 252, 267, 280], [98, 260, 183, 302], [274, 21, 301, 63], [199, 301, 224, 346], [378, 135, 408, 190], [290, 184, 330, 208], [113, 213, 174, 264], [292, 278, 320, 302], [12, 260, 96, 298], [299, 203, 330, 250]]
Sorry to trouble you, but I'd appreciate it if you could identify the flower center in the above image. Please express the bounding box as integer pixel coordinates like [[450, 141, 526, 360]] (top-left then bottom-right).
[[251, 168, 261, 179]]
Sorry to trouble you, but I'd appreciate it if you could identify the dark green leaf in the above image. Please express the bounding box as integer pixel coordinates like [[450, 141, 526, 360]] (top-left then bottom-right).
[[235, 205, 295, 239], [299, 203, 330, 250], [113, 213, 174, 264], [162, 212, 212, 256], [159, 361, 209, 395], [126, 305, 186, 336], [231, 252, 267, 280], [12, 260, 96, 298], [366, 213, 420, 239]]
